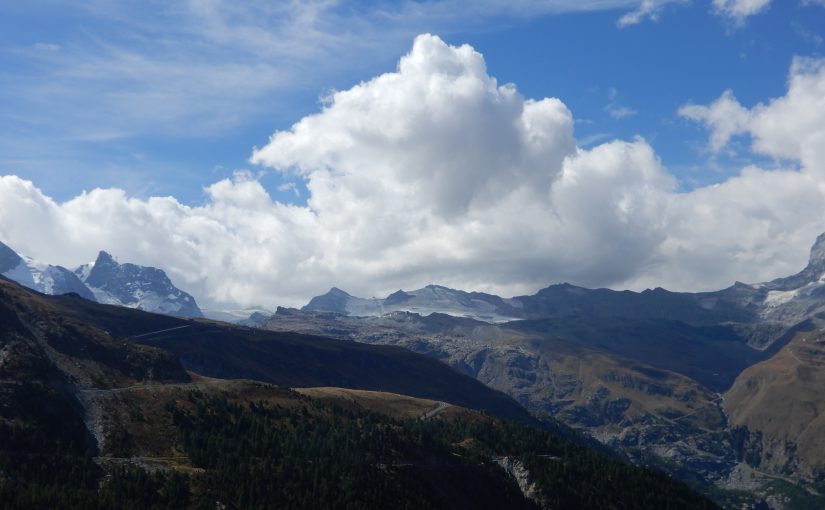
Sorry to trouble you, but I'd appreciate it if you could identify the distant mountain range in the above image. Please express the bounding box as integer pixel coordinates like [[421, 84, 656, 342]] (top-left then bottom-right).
[[0, 240, 202, 317], [260, 232, 825, 509], [302, 232, 825, 331]]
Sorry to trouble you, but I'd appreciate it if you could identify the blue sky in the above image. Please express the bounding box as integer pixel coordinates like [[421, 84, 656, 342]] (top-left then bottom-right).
[[2, 1, 822, 203], [2, 1, 825, 308]]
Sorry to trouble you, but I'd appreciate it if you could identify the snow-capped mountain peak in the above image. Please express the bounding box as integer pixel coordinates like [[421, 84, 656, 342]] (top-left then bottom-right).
[[75, 251, 202, 318]]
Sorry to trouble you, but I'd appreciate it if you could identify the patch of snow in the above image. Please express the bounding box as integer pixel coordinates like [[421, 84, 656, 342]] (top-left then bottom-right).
[[131, 290, 181, 314], [89, 286, 184, 314], [88, 287, 122, 305], [4, 260, 69, 295], [764, 288, 800, 307]]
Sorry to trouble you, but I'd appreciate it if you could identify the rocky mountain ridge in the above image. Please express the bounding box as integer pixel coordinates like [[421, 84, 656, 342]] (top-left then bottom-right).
[[301, 232, 825, 334], [303, 280, 759, 329], [304, 284, 523, 323]]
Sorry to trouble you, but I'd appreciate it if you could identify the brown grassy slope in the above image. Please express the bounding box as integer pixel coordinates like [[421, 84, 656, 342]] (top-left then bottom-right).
[[724, 330, 825, 480], [295, 386, 467, 420], [538, 346, 726, 433], [506, 318, 763, 392]]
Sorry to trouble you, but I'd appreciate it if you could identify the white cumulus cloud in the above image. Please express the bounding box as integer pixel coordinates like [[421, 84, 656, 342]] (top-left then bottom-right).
[[679, 90, 752, 152], [680, 57, 825, 171], [617, 0, 668, 27], [2, 35, 825, 309]]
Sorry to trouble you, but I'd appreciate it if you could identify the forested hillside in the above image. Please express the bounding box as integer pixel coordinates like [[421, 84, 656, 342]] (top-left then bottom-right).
[[0, 382, 719, 510]]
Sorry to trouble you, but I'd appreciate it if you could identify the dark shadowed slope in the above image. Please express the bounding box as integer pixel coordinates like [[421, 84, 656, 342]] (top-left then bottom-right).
[[0, 276, 531, 423], [133, 322, 533, 423]]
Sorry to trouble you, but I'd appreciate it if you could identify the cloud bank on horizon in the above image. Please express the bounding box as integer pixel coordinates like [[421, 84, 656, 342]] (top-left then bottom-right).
[[2, 33, 825, 308]]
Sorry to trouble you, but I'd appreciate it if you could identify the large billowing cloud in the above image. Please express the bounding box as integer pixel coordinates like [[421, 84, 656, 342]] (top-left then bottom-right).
[[2, 35, 825, 308]]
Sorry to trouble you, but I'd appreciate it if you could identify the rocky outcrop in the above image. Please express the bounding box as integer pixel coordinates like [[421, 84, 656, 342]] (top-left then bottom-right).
[[494, 456, 546, 508]]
